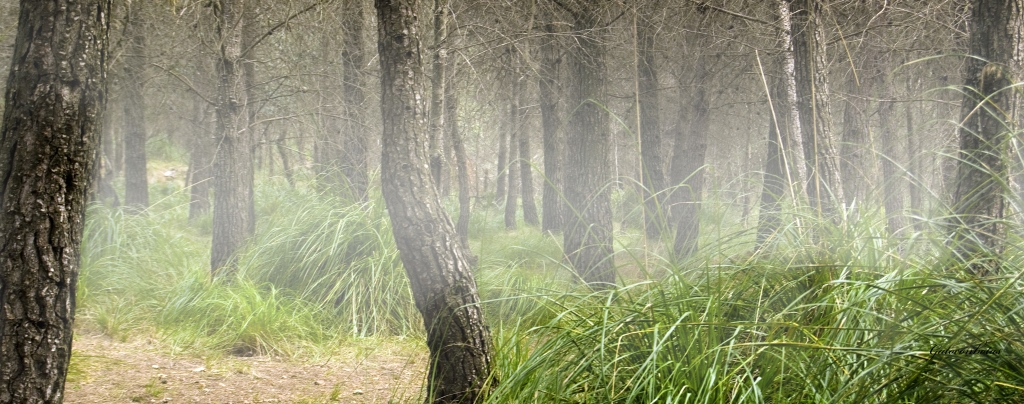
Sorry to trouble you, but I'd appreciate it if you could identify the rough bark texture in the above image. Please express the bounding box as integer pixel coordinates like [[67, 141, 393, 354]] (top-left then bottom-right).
[[790, 0, 844, 218], [757, 65, 794, 248], [637, 5, 667, 239], [374, 0, 494, 402], [0, 1, 110, 402], [951, 0, 1021, 275], [563, 4, 615, 286], [211, 0, 255, 274], [538, 21, 563, 233], [340, 0, 369, 200], [122, 1, 149, 212], [669, 54, 710, 259]]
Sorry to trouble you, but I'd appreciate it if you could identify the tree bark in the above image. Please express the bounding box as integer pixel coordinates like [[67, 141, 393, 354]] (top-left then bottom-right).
[[495, 122, 508, 204], [123, 1, 149, 212], [374, 0, 494, 401], [757, 62, 794, 248], [187, 97, 214, 221], [669, 52, 710, 259], [211, 0, 255, 274], [950, 0, 1021, 275], [790, 0, 844, 219], [429, 0, 447, 194], [538, 21, 563, 233], [447, 60, 472, 251], [504, 74, 520, 230], [839, 73, 866, 209], [563, 3, 615, 286], [0, 1, 110, 402], [637, 3, 667, 239], [519, 94, 539, 226], [340, 0, 369, 200]]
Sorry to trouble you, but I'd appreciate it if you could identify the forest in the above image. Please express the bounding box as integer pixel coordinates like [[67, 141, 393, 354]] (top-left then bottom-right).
[[0, 0, 1022, 403]]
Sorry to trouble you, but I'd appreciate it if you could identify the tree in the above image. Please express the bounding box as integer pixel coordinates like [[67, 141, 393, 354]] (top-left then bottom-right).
[[210, 0, 255, 273], [789, 0, 844, 219], [670, 48, 711, 259], [0, 0, 110, 402], [562, 1, 616, 286], [374, 0, 494, 401], [339, 0, 369, 199], [950, 0, 1021, 275], [123, 0, 150, 212], [537, 20, 564, 233], [636, 0, 668, 239]]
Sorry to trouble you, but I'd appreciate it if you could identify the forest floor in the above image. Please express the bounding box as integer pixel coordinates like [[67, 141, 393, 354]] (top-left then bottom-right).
[[64, 330, 427, 404]]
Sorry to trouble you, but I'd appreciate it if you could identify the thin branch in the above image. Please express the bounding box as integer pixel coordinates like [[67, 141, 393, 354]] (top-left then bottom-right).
[[240, 0, 331, 60]]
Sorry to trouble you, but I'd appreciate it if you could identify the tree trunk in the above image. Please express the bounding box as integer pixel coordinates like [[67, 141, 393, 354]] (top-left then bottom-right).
[[374, 0, 494, 402], [790, 0, 844, 219], [447, 60, 472, 251], [0, 1, 110, 402], [504, 77, 520, 230], [637, 4, 667, 239], [187, 97, 214, 221], [669, 54, 710, 259], [839, 73, 866, 209], [878, 91, 905, 235], [950, 0, 1021, 275], [563, 5, 615, 287], [757, 60, 794, 248], [538, 21, 563, 233], [906, 102, 923, 230], [123, 1, 149, 212], [429, 0, 447, 193], [211, 0, 255, 274], [340, 0, 369, 200], [517, 62, 539, 227], [495, 123, 507, 204]]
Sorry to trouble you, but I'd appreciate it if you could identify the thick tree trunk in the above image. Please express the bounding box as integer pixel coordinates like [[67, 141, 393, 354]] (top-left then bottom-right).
[[374, 0, 494, 402], [951, 0, 1021, 275], [637, 6, 667, 239], [0, 1, 110, 402], [790, 0, 844, 219], [340, 0, 369, 199], [211, 0, 255, 274], [123, 1, 149, 212], [538, 22, 563, 233], [563, 6, 615, 287]]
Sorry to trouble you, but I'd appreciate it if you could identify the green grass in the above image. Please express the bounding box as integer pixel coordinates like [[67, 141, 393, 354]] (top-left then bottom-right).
[[78, 165, 1024, 403]]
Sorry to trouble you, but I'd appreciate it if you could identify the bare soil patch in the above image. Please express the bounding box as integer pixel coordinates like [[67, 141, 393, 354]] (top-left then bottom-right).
[[65, 332, 426, 403]]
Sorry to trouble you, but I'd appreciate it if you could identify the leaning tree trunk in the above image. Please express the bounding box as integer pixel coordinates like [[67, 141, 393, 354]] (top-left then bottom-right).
[[211, 0, 255, 274], [790, 0, 844, 219], [0, 1, 110, 402], [374, 0, 494, 402], [563, 6, 615, 287], [950, 0, 1021, 275], [538, 21, 564, 233], [123, 1, 149, 212]]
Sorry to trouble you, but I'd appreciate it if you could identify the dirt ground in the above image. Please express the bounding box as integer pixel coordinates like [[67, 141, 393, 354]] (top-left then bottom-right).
[[64, 331, 427, 404]]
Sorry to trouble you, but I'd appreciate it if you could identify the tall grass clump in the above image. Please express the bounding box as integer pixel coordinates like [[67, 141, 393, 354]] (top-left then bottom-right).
[[236, 185, 419, 337], [486, 203, 1024, 403]]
